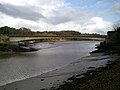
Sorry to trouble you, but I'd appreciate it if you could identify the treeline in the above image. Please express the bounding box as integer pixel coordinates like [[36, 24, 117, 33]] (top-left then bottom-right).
[[94, 26, 120, 54], [107, 27, 120, 45], [0, 26, 81, 36], [0, 26, 33, 36]]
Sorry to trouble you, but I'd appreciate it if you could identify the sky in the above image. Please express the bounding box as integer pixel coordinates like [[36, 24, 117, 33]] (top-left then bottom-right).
[[0, 0, 120, 34]]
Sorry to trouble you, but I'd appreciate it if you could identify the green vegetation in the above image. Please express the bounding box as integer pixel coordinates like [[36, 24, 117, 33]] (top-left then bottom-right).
[[0, 26, 34, 36], [0, 26, 81, 36], [107, 27, 120, 45], [95, 26, 120, 54]]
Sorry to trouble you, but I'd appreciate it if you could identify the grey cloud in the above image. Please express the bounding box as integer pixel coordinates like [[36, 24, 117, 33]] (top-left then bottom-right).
[[93, 29, 106, 34], [45, 16, 72, 25], [43, 7, 74, 25], [84, 22, 95, 26], [82, 27, 107, 35], [15, 22, 43, 31], [111, 2, 120, 15], [107, 2, 120, 16], [113, 20, 120, 27], [0, 3, 44, 21], [44, 8, 88, 25]]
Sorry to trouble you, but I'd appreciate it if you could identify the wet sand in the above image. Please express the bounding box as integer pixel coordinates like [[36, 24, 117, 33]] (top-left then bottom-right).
[[57, 55, 120, 90], [0, 53, 117, 90]]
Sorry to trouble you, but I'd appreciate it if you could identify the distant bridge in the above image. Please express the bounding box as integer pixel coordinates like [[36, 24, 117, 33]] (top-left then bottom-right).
[[9, 35, 106, 42]]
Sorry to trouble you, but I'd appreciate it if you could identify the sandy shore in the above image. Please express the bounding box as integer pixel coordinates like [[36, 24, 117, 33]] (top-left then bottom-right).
[[56, 55, 120, 90], [0, 52, 118, 90]]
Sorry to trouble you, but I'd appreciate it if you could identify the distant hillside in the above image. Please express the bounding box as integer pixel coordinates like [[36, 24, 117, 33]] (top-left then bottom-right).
[[0, 26, 81, 36], [0, 26, 105, 37]]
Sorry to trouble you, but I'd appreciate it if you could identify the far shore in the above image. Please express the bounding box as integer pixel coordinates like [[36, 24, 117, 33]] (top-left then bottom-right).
[[0, 40, 102, 54]]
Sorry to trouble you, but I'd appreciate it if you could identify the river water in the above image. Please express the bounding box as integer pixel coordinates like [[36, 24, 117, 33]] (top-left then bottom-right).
[[0, 41, 100, 86]]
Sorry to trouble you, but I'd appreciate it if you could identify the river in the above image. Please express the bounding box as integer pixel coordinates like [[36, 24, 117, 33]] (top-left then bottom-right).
[[0, 41, 101, 87]]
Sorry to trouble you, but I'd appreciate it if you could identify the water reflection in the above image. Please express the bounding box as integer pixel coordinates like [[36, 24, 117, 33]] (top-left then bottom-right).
[[0, 41, 99, 86]]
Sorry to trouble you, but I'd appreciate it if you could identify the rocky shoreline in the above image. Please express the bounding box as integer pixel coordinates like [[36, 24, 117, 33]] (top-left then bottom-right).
[[51, 27, 120, 90], [0, 43, 38, 53], [50, 41, 120, 90], [51, 52, 120, 90]]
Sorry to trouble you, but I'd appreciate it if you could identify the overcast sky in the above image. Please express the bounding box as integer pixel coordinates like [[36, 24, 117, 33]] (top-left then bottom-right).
[[0, 0, 120, 34]]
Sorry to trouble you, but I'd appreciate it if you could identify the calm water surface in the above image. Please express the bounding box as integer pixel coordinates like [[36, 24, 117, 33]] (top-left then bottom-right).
[[0, 41, 100, 86]]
